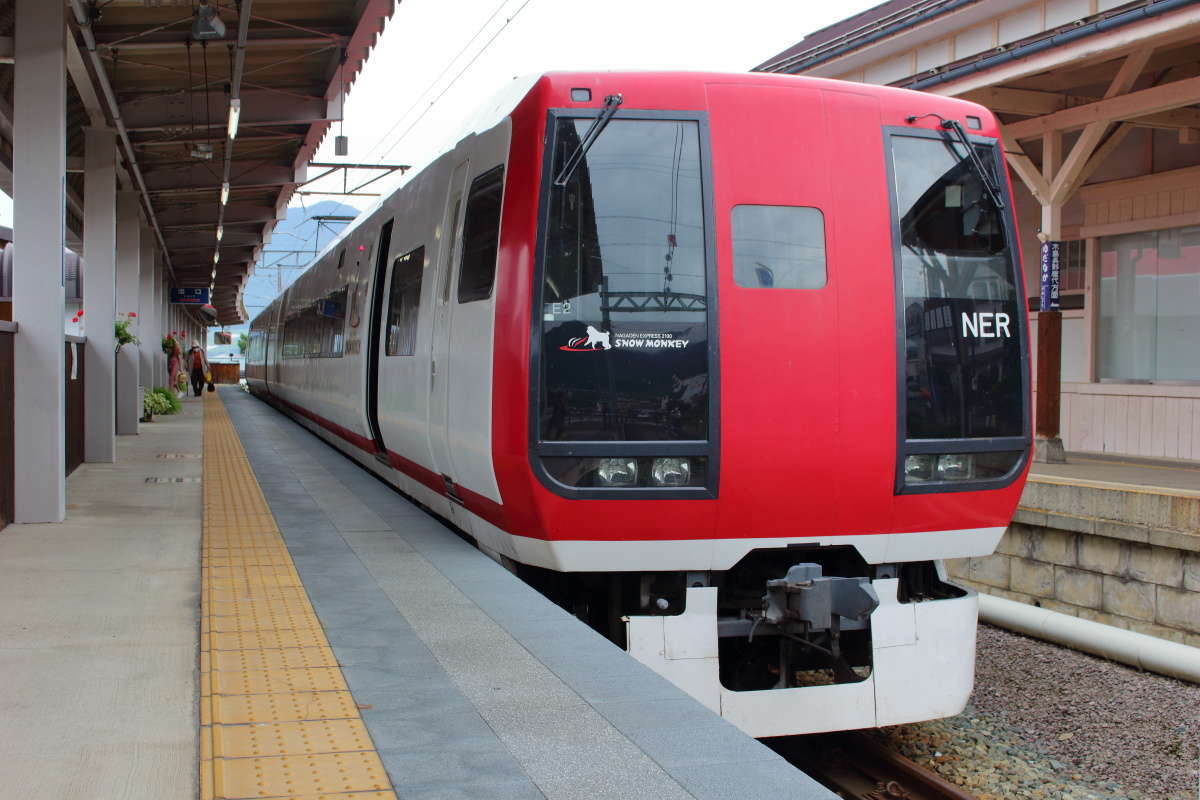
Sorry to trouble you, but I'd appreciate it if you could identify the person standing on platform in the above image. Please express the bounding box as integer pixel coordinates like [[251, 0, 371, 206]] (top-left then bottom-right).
[[167, 337, 183, 395], [187, 340, 209, 397]]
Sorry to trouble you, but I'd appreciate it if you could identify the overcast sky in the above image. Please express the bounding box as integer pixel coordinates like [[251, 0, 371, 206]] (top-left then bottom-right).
[[298, 0, 881, 203], [0, 0, 883, 305]]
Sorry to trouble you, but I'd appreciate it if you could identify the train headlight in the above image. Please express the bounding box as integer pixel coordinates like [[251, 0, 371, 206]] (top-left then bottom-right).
[[651, 457, 690, 487], [904, 454, 934, 482], [936, 453, 974, 480], [597, 458, 638, 487]]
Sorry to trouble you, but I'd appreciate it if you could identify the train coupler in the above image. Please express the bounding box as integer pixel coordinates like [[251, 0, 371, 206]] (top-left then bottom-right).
[[762, 563, 879, 631]]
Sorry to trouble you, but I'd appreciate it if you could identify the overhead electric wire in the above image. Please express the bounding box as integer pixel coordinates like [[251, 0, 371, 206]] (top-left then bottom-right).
[[375, 0, 536, 161], [363, 0, 512, 159]]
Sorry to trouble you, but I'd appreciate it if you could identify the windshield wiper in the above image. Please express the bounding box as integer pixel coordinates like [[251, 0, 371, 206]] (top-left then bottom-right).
[[553, 93, 623, 187], [905, 113, 1005, 211]]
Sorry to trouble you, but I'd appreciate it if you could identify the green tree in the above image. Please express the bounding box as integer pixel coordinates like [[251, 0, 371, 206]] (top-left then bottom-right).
[[237, 332, 249, 354]]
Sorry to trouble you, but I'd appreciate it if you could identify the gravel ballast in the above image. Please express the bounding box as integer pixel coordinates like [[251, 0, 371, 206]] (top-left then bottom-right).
[[874, 623, 1200, 800]]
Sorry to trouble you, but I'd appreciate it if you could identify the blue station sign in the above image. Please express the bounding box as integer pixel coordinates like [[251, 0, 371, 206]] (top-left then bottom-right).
[[170, 287, 211, 305]]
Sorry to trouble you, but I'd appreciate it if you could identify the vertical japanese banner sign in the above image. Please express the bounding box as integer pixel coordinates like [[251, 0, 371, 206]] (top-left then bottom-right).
[[1039, 241, 1061, 311]]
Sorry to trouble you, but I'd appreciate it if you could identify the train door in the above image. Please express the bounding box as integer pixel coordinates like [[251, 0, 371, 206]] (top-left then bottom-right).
[[269, 291, 287, 390], [365, 220, 395, 459], [706, 83, 845, 537], [426, 160, 470, 494]]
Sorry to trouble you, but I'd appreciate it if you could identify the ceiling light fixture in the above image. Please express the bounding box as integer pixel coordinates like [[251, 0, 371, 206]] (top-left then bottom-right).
[[213, 251, 220, 264], [220, 182, 229, 205], [227, 99, 240, 139], [191, 0, 226, 41], [216, 225, 223, 242]]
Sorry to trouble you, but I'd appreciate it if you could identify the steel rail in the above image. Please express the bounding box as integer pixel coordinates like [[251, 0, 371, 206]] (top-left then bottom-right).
[[772, 731, 979, 800]]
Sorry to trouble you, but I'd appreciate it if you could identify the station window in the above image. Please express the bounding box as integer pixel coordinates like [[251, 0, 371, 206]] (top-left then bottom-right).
[[731, 205, 827, 289], [1098, 225, 1200, 381], [457, 166, 505, 303], [386, 246, 424, 356]]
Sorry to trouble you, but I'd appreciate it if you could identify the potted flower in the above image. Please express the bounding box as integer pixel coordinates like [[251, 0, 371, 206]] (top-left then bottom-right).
[[115, 311, 139, 353]]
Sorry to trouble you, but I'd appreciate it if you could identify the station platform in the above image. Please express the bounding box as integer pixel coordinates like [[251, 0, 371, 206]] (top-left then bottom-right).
[[1, 386, 834, 800], [0, 394, 202, 799], [1030, 452, 1200, 496]]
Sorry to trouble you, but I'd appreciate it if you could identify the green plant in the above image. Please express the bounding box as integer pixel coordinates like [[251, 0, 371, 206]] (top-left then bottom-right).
[[162, 333, 178, 355], [115, 318, 139, 351], [143, 390, 170, 417], [152, 387, 182, 415], [238, 332, 249, 354]]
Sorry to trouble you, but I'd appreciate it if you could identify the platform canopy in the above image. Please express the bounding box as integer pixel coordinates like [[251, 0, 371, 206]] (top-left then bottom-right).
[[0, 0, 394, 325]]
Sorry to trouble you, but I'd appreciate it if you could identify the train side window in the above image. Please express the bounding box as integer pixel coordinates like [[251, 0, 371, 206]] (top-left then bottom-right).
[[386, 246, 424, 356], [731, 205, 827, 289], [318, 286, 348, 357], [457, 165, 505, 303]]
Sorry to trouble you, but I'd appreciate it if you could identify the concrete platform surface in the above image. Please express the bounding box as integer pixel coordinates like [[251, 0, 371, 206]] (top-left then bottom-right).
[[1031, 452, 1200, 496], [222, 386, 835, 800], [0, 399, 202, 800]]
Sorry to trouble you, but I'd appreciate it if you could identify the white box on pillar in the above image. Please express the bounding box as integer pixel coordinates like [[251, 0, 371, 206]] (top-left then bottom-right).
[[13, 0, 67, 522]]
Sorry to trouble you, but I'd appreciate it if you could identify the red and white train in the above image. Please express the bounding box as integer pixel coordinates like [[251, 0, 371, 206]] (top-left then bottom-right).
[[248, 72, 1031, 737]]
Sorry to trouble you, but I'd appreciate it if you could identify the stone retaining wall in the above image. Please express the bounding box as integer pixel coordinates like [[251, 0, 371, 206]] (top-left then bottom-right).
[[947, 478, 1200, 649]]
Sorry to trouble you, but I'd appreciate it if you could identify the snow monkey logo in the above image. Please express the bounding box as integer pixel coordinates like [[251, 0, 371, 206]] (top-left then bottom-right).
[[561, 325, 612, 351]]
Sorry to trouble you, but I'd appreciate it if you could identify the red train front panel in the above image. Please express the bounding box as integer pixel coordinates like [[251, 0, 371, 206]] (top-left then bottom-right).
[[487, 73, 1031, 572]]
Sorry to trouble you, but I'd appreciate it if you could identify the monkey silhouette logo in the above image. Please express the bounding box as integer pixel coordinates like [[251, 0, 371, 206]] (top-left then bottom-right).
[[562, 325, 612, 351]]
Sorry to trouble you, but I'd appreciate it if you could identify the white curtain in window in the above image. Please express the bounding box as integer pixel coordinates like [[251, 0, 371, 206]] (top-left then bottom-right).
[[1098, 226, 1200, 381]]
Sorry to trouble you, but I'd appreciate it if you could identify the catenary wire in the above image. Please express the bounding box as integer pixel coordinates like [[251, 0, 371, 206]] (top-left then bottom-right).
[[375, 0, 536, 161], [362, 0, 514, 159]]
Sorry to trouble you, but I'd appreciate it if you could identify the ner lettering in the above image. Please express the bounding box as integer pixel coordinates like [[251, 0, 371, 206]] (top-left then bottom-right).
[[961, 312, 1012, 339]]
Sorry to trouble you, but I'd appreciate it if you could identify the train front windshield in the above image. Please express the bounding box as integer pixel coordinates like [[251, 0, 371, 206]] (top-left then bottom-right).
[[533, 115, 716, 495], [538, 118, 710, 443], [890, 131, 1029, 490]]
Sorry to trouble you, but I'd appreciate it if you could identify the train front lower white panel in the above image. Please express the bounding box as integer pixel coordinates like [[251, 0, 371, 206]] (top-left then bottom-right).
[[625, 581, 979, 738], [489, 526, 1007, 572]]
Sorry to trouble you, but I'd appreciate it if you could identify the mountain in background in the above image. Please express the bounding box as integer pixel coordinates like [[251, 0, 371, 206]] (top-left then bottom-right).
[[211, 199, 359, 350]]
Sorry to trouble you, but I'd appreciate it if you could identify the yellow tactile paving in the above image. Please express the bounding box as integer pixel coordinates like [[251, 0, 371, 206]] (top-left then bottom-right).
[[206, 608, 323, 633], [210, 690, 360, 726], [200, 393, 397, 800], [210, 667, 349, 696], [209, 628, 331, 652], [212, 719, 376, 759], [209, 645, 341, 673], [214, 751, 391, 798]]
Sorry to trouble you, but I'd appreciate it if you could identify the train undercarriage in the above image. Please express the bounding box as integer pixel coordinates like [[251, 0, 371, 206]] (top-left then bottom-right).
[[519, 546, 978, 737]]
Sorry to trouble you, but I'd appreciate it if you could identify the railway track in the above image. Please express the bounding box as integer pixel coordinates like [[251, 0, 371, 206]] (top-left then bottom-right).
[[770, 731, 978, 800]]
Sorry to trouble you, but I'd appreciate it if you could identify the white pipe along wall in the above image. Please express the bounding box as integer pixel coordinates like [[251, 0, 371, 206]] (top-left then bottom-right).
[[978, 593, 1200, 684]]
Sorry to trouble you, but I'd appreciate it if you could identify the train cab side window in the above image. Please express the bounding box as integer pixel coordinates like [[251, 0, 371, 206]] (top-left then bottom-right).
[[731, 205, 827, 289], [386, 246, 424, 356], [457, 166, 505, 303]]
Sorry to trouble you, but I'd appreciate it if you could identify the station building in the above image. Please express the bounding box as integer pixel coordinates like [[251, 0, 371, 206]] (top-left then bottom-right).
[[758, 0, 1200, 650], [0, 0, 392, 528], [759, 0, 1200, 464]]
